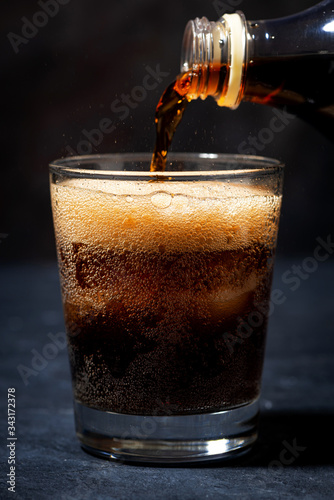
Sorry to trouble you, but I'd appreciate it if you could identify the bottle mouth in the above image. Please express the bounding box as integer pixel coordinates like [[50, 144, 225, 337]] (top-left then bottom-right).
[[180, 13, 247, 108], [180, 17, 225, 100], [180, 20, 195, 72], [180, 18, 217, 73]]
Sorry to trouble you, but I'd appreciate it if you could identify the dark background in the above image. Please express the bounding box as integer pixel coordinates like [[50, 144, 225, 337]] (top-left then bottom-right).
[[1, 0, 333, 262], [1, 4, 333, 497]]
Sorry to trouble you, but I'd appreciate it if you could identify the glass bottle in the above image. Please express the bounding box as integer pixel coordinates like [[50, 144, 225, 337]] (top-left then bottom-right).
[[180, 1, 334, 137]]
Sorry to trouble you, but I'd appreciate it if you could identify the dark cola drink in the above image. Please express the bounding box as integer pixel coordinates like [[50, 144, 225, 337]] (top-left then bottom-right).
[[51, 175, 281, 416], [150, 73, 190, 172]]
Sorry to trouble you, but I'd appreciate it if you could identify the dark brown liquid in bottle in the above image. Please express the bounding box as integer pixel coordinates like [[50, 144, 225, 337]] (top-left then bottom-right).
[[244, 54, 334, 141], [150, 73, 192, 172], [151, 51, 334, 150]]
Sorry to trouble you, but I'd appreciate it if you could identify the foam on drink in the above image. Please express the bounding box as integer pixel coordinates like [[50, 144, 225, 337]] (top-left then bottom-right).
[[51, 179, 281, 254]]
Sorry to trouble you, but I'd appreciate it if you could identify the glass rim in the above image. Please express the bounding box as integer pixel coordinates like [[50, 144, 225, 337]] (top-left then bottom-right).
[[49, 152, 284, 179]]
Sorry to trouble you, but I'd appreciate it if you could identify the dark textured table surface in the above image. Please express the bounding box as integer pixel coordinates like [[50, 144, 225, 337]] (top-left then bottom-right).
[[1, 260, 334, 499]]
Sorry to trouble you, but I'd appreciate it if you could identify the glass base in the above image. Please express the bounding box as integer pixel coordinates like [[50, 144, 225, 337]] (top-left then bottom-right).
[[74, 399, 259, 464]]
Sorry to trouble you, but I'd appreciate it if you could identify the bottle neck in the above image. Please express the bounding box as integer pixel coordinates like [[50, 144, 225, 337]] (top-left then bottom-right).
[[180, 1, 334, 109], [180, 13, 247, 109]]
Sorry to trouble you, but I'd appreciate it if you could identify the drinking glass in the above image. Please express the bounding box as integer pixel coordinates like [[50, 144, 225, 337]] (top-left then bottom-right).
[[49, 153, 283, 463]]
